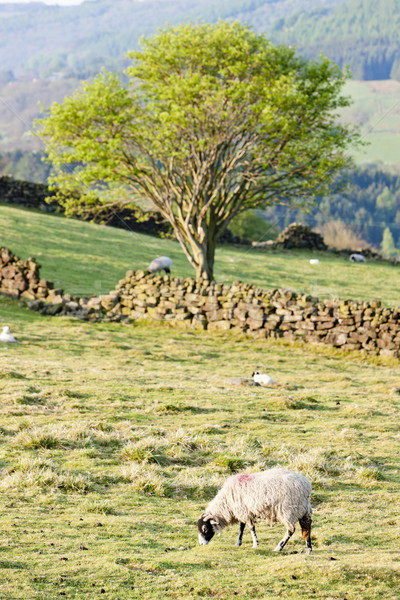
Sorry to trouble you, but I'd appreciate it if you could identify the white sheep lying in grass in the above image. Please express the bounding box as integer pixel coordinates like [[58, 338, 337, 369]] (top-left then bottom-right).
[[198, 468, 312, 553], [147, 256, 172, 274], [252, 370, 274, 386], [0, 326, 19, 343]]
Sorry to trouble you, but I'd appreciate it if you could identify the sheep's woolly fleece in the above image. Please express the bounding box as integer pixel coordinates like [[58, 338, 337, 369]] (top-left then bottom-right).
[[252, 370, 274, 385], [147, 256, 172, 273], [0, 326, 19, 343], [204, 468, 312, 530]]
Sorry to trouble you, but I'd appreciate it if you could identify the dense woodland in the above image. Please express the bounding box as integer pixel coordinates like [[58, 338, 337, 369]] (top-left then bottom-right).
[[263, 165, 400, 248], [270, 0, 400, 80], [0, 0, 338, 78], [0, 0, 391, 80]]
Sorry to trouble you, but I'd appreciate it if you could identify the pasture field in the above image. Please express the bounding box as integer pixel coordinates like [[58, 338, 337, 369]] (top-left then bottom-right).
[[1, 203, 400, 306], [339, 79, 400, 166], [0, 203, 399, 599], [0, 296, 399, 600]]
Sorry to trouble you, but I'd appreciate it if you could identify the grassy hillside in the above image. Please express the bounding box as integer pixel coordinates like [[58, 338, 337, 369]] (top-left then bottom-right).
[[1, 203, 400, 305], [338, 80, 400, 165], [0, 293, 399, 599], [0, 78, 80, 153], [0, 202, 399, 599]]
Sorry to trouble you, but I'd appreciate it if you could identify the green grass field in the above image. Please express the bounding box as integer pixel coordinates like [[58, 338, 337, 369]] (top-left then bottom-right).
[[0, 205, 400, 599], [2, 203, 400, 306], [339, 79, 400, 166]]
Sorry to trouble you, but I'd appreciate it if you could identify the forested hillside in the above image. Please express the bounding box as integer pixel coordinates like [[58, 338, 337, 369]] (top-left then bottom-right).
[[263, 165, 400, 248], [1, 0, 398, 81], [0, 0, 340, 78], [270, 0, 400, 80]]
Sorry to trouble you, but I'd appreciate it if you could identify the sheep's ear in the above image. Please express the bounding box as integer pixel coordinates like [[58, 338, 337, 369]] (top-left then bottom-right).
[[210, 517, 220, 526]]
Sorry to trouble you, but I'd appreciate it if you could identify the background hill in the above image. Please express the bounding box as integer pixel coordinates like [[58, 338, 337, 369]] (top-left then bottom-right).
[[0, 0, 398, 82], [269, 0, 400, 81], [2, 0, 400, 251], [0, 0, 341, 78]]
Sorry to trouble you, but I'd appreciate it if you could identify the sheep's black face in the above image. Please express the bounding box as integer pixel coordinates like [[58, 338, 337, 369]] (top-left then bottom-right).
[[197, 515, 215, 545]]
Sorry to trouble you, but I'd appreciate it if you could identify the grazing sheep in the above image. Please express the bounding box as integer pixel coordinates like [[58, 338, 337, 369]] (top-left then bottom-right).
[[198, 468, 312, 554], [349, 253, 366, 263], [252, 370, 274, 386], [0, 326, 19, 343], [147, 256, 172, 274]]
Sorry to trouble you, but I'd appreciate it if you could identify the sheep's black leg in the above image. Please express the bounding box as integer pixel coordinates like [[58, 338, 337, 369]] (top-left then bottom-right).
[[236, 522, 245, 546], [299, 514, 312, 554], [274, 524, 295, 552], [250, 525, 259, 548]]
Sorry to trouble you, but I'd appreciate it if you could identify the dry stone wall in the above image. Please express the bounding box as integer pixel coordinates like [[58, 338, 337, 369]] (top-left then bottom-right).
[[1, 248, 400, 359], [0, 247, 53, 300], [0, 176, 57, 210]]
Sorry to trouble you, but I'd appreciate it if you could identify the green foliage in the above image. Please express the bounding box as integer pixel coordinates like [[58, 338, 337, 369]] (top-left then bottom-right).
[[381, 226, 398, 257], [38, 21, 359, 280], [376, 186, 395, 215], [229, 210, 278, 241]]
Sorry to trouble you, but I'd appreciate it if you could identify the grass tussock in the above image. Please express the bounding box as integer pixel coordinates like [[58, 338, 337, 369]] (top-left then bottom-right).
[[16, 394, 48, 406], [13, 421, 122, 450], [82, 498, 116, 514], [14, 427, 62, 449], [122, 462, 166, 496], [0, 456, 93, 493], [0, 370, 26, 380]]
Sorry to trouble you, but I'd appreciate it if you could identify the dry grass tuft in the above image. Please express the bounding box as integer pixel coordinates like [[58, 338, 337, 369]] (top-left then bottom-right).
[[0, 456, 93, 493], [122, 462, 166, 496]]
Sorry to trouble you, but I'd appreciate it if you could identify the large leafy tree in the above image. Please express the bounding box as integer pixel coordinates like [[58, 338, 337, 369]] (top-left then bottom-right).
[[38, 21, 360, 280]]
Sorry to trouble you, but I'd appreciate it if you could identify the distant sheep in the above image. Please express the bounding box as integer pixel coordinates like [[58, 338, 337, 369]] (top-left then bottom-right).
[[198, 468, 312, 553], [147, 256, 172, 274], [252, 370, 274, 386], [0, 326, 19, 343], [349, 253, 366, 263]]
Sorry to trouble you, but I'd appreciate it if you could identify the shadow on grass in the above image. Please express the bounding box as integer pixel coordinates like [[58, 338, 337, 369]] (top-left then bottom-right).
[[0, 370, 27, 380], [0, 560, 26, 569], [154, 403, 215, 414], [0, 426, 14, 436]]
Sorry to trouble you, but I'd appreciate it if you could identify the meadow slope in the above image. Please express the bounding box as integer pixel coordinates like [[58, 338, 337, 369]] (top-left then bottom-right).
[[1, 203, 400, 305], [0, 205, 399, 599], [0, 296, 399, 600]]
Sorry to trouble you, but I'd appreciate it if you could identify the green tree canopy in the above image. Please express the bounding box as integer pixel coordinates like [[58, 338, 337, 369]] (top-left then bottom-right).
[[381, 226, 398, 257], [38, 21, 360, 280]]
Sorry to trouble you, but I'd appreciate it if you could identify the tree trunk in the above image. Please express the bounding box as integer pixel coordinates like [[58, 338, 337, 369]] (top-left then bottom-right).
[[194, 241, 216, 281]]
